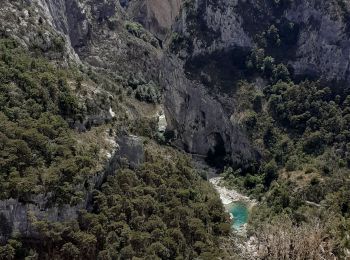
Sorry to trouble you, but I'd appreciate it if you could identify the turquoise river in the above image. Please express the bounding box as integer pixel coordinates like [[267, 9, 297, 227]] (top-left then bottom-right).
[[228, 202, 249, 230]]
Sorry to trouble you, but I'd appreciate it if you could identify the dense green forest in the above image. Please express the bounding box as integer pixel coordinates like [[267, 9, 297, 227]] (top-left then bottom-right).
[[224, 77, 350, 256], [0, 38, 104, 203], [215, 4, 350, 255], [2, 0, 350, 259], [0, 37, 230, 259], [1, 143, 230, 259]]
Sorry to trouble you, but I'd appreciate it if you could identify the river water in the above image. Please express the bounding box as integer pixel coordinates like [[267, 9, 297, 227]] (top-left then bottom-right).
[[190, 158, 253, 231], [209, 176, 254, 232], [227, 201, 249, 230]]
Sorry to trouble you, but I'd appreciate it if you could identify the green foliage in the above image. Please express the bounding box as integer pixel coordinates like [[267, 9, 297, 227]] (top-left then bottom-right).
[[135, 81, 161, 103], [247, 48, 265, 71], [0, 38, 98, 202], [267, 81, 345, 138], [60, 243, 80, 259], [272, 63, 290, 82], [11, 145, 230, 259], [237, 78, 350, 184], [262, 56, 275, 77], [266, 25, 281, 47], [169, 32, 192, 54], [263, 159, 278, 186], [285, 155, 299, 171], [130, 117, 158, 139], [125, 22, 144, 38], [337, 0, 350, 36], [0, 244, 15, 260], [246, 48, 290, 83], [232, 73, 350, 257], [127, 76, 161, 104], [52, 35, 66, 53], [125, 21, 159, 47]]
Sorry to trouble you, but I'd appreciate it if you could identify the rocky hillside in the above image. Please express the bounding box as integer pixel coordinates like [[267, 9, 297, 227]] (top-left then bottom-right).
[[0, 0, 137, 241], [176, 0, 350, 83], [166, 0, 350, 165], [1, 0, 350, 258], [125, 0, 182, 40], [167, 0, 350, 258], [3, 0, 350, 170]]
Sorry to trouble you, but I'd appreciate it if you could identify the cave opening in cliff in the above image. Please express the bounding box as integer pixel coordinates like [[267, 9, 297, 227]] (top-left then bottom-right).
[[206, 133, 227, 168]]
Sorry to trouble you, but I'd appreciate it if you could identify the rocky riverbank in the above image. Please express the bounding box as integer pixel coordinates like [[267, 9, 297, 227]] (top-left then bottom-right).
[[209, 177, 253, 205], [209, 177, 260, 258], [210, 177, 257, 232]]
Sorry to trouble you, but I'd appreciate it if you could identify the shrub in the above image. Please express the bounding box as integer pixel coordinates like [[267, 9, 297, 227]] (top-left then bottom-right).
[[272, 63, 290, 82], [263, 160, 278, 186], [266, 25, 281, 47], [125, 21, 144, 37], [135, 82, 161, 103], [285, 155, 299, 172], [262, 56, 275, 77], [52, 35, 65, 52], [303, 131, 325, 155]]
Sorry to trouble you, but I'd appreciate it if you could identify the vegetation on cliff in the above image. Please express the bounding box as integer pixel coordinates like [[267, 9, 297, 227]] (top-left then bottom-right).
[[2, 0, 350, 259], [173, 0, 350, 257], [1, 143, 230, 259], [221, 9, 350, 257], [0, 30, 230, 260], [0, 38, 105, 203]]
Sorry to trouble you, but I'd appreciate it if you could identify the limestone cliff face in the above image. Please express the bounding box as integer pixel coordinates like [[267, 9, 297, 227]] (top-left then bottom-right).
[[1, 0, 256, 166], [0, 135, 144, 240], [1, 0, 162, 81], [39, 0, 161, 80], [161, 56, 255, 166], [126, 0, 182, 40], [176, 0, 350, 83], [162, 0, 350, 165], [4, 0, 350, 166], [2, 1, 350, 236], [285, 0, 350, 82], [176, 0, 253, 55]]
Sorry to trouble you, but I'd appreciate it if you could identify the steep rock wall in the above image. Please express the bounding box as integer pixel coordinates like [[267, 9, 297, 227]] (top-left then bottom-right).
[[176, 0, 350, 84], [0, 135, 144, 241], [160, 0, 350, 167], [10, 0, 350, 189], [161, 56, 255, 166], [126, 0, 182, 40], [286, 0, 350, 82]]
